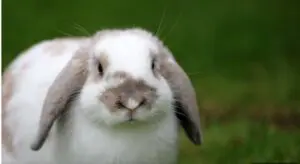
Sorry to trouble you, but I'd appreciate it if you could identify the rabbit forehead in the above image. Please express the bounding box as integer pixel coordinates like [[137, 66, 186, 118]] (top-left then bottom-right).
[[94, 29, 159, 53], [93, 32, 159, 76]]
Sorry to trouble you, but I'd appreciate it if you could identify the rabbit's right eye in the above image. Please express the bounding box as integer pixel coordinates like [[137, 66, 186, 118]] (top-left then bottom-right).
[[98, 63, 103, 75]]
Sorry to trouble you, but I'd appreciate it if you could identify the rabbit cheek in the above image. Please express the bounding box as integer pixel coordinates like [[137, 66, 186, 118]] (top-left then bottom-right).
[[144, 78, 174, 118], [78, 83, 106, 123]]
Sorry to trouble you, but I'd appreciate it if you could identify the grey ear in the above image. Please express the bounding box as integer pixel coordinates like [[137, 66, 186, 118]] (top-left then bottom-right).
[[30, 48, 89, 151], [159, 55, 202, 145]]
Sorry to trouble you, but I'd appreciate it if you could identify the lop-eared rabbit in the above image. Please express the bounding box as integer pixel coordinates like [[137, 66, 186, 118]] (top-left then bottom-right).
[[2, 28, 202, 164]]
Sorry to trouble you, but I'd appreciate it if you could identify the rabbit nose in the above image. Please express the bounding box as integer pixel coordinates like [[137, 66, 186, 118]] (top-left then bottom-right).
[[116, 97, 146, 110]]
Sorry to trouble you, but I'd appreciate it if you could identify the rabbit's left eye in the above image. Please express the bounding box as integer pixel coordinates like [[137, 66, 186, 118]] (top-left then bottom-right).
[[151, 58, 156, 71]]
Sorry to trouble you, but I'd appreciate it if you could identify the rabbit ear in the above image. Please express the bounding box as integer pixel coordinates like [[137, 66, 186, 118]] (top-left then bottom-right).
[[159, 55, 202, 145], [30, 48, 89, 151]]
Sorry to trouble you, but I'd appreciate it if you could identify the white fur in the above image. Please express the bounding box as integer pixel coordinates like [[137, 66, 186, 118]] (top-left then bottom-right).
[[3, 29, 179, 164], [126, 98, 139, 109]]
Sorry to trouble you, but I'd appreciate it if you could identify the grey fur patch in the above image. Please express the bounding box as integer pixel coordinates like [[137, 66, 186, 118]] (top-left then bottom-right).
[[2, 69, 15, 154], [100, 71, 157, 113], [44, 37, 88, 56]]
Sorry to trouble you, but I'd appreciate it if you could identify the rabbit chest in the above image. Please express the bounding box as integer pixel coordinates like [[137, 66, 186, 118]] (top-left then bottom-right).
[[52, 107, 180, 164]]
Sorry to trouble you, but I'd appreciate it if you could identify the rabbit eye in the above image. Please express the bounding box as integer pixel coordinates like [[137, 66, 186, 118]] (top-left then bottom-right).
[[93, 55, 104, 76], [151, 58, 156, 71], [98, 62, 103, 75]]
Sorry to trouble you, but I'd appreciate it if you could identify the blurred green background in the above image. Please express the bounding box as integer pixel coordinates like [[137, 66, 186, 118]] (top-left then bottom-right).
[[2, 0, 300, 163]]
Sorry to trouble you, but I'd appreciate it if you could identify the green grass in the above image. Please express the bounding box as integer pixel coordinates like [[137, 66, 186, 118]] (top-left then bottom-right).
[[178, 119, 300, 164]]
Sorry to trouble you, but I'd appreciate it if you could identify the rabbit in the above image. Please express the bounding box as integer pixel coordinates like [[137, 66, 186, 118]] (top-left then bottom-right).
[[2, 28, 202, 164]]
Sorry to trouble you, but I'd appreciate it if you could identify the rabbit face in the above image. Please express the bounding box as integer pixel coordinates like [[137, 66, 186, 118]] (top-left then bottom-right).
[[79, 31, 174, 127]]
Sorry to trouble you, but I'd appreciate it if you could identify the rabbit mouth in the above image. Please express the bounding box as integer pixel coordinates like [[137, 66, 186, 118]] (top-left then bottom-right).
[[125, 114, 144, 124], [127, 118, 137, 124], [126, 115, 143, 124], [113, 117, 150, 129], [127, 116, 135, 122]]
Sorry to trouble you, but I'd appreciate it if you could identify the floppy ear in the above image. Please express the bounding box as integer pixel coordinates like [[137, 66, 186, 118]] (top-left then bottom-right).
[[159, 54, 202, 145], [30, 48, 89, 151]]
